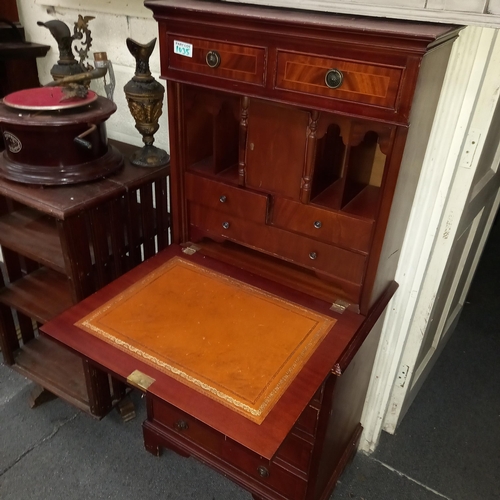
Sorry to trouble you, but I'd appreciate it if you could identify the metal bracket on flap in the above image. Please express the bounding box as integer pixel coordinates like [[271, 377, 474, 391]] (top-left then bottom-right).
[[330, 299, 351, 314], [182, 243, 201, 255], [127, 369, 155, 391]]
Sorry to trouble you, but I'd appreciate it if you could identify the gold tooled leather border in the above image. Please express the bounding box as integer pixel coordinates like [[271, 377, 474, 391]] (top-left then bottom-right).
[[76, 257, 336, 423]]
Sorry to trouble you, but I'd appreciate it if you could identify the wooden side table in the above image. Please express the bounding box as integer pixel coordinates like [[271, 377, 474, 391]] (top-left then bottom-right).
[[0, 141, 170, 416]]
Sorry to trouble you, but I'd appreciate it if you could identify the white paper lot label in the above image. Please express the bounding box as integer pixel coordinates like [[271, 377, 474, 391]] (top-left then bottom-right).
[[173, 40, 193, 58]]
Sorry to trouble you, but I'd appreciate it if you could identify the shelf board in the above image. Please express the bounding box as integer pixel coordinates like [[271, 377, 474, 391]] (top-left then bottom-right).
[[311, 179, 343, 210], [311, 182, 379, 221], [188, 158, 240, 185], [0, 207, 66, 272], [0, 267, 73, 324], [342, 185, 380, 220], [13, 335, 90, 413]]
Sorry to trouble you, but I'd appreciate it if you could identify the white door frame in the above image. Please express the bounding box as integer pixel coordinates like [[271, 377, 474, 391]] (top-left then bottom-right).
[[359, 26, 500, 452]]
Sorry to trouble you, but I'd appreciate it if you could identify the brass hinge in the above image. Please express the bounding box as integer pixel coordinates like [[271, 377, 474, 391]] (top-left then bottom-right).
[[127, 370, 155, 391], [330, 299, 351, 314], [182, 243, 201, 255]]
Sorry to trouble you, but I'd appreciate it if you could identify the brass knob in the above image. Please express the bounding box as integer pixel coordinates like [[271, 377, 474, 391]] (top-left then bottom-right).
[[206, 50, 221, 68], [314, 220, 322, 229], [325, 69, 343, 89], [219, 195, 227, 203], [222, 221, 230, 229], [309, 252, 317, 260], [174, 420, 189, 431], [257, 466, 269, 478]]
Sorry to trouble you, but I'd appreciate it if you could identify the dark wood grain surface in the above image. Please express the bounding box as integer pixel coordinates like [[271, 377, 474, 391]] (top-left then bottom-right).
[[0, 141, 170, 218]]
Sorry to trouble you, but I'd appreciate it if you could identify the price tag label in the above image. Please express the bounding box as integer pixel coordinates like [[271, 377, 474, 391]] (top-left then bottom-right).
[[173, 40, 193, 58]]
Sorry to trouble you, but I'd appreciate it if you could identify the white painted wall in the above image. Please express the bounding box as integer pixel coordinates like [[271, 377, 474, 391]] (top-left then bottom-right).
[[17, 1, 169, 151]]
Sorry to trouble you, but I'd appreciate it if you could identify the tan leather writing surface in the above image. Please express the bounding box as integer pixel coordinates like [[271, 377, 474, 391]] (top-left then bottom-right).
[[76, 257, 336, 423]]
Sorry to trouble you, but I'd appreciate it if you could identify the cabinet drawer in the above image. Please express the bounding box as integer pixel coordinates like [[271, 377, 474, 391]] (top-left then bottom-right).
[[275, 432, 313, 475], [294, 404, 320, 437], [167, 34, 266, 86], [276, 50, 403, 110], [275, 232, 366, 285], [189, 203, 366, 285], [272, 197, 373, 253], [185, 172, 269, 224], [150, 397, 307, 500]]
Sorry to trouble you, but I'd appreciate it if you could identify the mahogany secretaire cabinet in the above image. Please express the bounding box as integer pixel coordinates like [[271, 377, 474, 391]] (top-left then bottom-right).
[[41, 2, 460, 499]]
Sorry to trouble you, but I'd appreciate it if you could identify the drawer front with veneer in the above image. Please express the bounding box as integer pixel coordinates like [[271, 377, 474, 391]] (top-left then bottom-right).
[[189, 203, 367, 286], [151, 393, 225, 454], [167, 35, 266, 86], [272, 197, 373, 253], [271, 230, 367, 286], [276, 51, 403, 111], [185, 173, 269, 224], [149, 396, 308, 500]]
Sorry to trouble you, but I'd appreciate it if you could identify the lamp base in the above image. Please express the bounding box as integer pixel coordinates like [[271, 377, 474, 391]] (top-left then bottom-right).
[[130, 145, 169, 168]]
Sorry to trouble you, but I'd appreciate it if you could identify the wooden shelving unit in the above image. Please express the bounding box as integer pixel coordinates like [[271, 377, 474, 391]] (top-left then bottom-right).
[[0, 141, 170, 416]]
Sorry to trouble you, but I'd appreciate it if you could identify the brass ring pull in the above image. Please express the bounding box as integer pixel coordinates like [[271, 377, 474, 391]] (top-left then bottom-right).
[[257, 466, 269, 478], [206, 50, 221, 68], [324, 69, 343, 89], [174, 420, 189, 431]]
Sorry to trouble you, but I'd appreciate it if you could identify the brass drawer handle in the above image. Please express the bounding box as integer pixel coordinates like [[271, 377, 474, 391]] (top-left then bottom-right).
[[219, 195, 227, 203], [206, 50, 221, 68], [257, 465, 269, 478], [314, 220, 322, 229], [309, 251, 317, 260], [174, 420, 189, 431], [325, 69, 343, 89], [222, 221, 230, 229]]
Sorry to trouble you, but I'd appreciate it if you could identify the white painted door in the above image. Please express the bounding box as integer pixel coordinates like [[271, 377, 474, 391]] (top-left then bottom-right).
[[382, 29, 500, 431]]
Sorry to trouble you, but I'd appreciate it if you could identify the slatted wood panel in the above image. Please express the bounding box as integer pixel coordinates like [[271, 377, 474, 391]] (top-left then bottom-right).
[[0, 142, 171, 417]]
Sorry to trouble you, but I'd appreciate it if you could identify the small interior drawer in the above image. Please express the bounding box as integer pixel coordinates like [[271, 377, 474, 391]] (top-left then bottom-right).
[[273, 230, 366, 284], [185, 172, 269, 224], [167, 34, 266, 85], [188, 203, 366, 285], [272, 197, 373, 253], [275, 50, 403, 110]]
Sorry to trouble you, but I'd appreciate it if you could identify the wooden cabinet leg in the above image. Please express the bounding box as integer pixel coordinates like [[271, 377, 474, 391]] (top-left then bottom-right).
[[116, 395, 136, 422], [83, 359, 113, 417], [143, 424, 162, 457], [28, 385, 56, 408], [144, 439, 162, 457], [111, 377, 128, 401]]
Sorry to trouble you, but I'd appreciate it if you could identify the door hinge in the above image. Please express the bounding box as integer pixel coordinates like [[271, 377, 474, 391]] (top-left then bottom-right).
[[397, 365, 410, 388]]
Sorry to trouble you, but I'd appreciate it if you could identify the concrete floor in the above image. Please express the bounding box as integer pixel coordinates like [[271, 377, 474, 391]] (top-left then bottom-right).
[[1, 222, 499, 500]]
